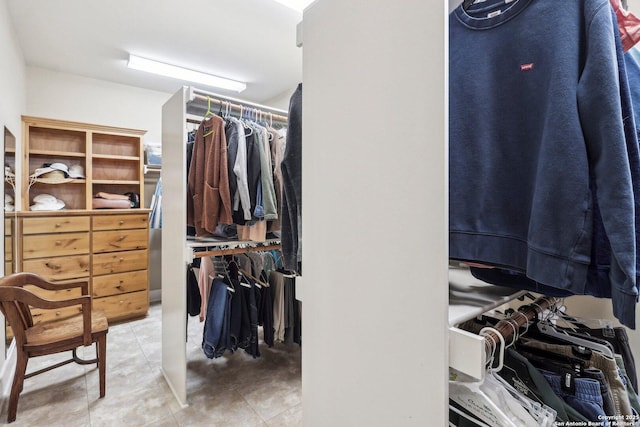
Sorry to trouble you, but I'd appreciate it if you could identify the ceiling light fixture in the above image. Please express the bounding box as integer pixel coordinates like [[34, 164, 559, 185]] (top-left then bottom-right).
[[271, 0, 316, 13], [127, 54, 246, 93]]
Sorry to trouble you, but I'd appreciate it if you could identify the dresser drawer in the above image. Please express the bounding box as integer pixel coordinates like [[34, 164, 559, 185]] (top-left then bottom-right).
[[22, 216, 90, 234], [93, 249, 148, 275], [23, 255, 90, 281], [92, 229, 148, 253], [92, 214, 149, 231], [93, 290, 148, 321], [5, 219, 11, 236], [22, 232, 90, 259], [5, 262, 13, 275], [92, 270, 147, 298]]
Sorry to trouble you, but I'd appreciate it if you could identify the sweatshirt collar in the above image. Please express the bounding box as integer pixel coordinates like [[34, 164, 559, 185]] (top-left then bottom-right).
[[454, 0, 533, 30]]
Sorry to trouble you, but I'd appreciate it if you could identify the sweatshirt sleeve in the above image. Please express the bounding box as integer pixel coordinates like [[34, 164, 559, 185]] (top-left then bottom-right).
[[577, 3, 638, 327]]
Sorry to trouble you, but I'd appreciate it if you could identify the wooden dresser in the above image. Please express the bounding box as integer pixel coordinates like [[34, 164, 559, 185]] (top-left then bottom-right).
[[16, 210, 149, 322], [6, 210, 150, 340]]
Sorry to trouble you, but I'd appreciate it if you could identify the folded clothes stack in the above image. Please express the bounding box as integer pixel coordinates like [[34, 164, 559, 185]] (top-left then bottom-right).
[[92, 192, 140, 209]]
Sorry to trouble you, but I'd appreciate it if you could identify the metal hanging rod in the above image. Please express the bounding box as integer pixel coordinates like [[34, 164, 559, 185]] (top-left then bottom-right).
[[481, 295, 558, 358], [193, 244, 281, 258], [187, 86, 288, 123]]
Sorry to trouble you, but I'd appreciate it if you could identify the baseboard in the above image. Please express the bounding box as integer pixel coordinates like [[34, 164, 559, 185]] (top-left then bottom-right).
[[0, 341, 16, 418], [149, 289, 161, 303]]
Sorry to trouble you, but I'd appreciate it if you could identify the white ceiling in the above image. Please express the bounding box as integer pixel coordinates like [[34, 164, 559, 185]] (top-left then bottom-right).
[[6, 0, 303, 103]]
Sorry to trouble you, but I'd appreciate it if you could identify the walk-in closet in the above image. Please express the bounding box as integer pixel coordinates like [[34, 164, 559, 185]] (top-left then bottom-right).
[[1, 0, 640, 425]]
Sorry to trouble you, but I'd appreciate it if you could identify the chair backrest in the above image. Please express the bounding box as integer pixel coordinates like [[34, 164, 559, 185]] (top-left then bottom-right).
[[0, 273, 42, 346]]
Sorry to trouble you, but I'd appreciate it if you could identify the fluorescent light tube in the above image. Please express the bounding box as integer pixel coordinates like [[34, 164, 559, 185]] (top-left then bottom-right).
[[127, 54, 246, 93]]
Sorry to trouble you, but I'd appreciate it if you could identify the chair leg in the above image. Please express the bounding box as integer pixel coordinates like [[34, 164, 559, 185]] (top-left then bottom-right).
[[8, 352, 28, 423], [97, 335, 106, 398]]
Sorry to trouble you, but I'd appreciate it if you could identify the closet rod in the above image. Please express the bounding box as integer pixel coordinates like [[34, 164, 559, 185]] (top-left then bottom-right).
[[482, 295, 558, 353], [188, 87, 289, 122], [193, 244, 281, 258]]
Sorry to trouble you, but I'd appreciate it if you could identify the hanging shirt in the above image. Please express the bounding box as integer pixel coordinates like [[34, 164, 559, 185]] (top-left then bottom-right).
[[187, 115, 233, 236], [268, 126, 286, 233], [229, 118, 252, 222], [449, 0, 637, 327], [255, 124, 278, 220], [281, 84, 302, 273]]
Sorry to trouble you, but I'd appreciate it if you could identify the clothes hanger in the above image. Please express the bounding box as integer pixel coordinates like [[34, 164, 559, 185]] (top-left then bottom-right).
[[212, 256, 235, 292], [450, 328, 529, 427], [533, 322, 614, 358], [238, 267, 269, 288], [518, 299, 615, 358], [530, 301, 614, 358]]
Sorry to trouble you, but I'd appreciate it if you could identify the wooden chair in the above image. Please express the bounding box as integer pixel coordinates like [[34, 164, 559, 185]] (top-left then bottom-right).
[[0, 272, 108, 423]]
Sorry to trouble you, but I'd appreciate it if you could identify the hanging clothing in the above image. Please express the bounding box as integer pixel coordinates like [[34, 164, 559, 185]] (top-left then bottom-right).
[[611, 0, 640, 51], [268, 126, 286, 234], [449, 0, 638, 327], [187, 265, 201, 317], [228, 118, 252, 223], [455, 309, 640, 426], [187, 115, 233, 236], [149, 177, 162, 229], [270, 270, 286, 343], [197, 257, 215, 322], [281, 83, 302, 273], [202, 277, 233, 359], [254, 124, 278, 220], [244, 129, 262, 224]]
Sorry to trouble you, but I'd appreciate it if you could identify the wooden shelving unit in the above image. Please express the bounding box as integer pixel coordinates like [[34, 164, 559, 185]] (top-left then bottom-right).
[[21, 116, 146, 211]]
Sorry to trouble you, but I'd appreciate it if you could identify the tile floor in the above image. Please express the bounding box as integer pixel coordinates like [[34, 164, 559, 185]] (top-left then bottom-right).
[[0, 303, 302, 426]]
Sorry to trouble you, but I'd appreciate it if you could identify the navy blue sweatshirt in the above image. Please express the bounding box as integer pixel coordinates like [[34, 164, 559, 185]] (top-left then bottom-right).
[[449, 0, 638, 326]]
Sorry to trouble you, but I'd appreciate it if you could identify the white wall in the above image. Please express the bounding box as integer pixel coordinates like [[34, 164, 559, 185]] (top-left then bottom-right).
[[0, 0, 25, 142], [0, 0, 25, 405], [26, 66, 171, 144], [262, 86, 298, 111], [302, 0, 448, 424]]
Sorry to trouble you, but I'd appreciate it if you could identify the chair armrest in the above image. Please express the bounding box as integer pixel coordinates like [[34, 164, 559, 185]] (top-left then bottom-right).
[[4, 273, 89, 296]]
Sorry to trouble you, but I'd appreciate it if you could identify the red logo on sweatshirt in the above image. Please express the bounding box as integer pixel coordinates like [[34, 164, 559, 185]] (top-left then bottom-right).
[[520, 63, 534, 71]]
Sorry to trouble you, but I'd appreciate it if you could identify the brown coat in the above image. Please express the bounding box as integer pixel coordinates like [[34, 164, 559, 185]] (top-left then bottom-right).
[[187, 115, 233, 236]]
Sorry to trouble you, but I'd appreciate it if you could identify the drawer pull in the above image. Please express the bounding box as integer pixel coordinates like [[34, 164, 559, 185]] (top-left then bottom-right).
[[116, 285, 124, 291], [55, 223, 61, 228], [119, 220, 125, 225], [118, 235, 126, 241], [55, 240, 62, 246], [119, 258, 124, 262], [55, 311, 60, 316]]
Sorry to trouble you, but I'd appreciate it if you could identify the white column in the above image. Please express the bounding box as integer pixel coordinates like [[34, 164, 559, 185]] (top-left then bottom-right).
[[302, 0, 449, 425]]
